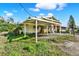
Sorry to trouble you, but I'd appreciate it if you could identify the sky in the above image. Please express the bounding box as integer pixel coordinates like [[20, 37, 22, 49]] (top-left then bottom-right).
[[0, 3, 79, 26]]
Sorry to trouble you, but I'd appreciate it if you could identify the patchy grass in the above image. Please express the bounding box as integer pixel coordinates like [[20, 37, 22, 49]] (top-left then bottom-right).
[[48, 35, 75, 43], [0, 37, 68, 56], [0, 34, 75, 56], [3, 41, 67, 56]]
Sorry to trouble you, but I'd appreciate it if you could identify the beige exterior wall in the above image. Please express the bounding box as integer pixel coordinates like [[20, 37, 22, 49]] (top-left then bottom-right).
[[25, 24, 61, 34], [26, 25, 35, 33], [23, 22, 61, 34]]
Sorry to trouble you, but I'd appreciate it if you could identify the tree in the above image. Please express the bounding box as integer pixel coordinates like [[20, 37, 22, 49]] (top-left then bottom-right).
[[0, 16, 16, 32], [0, 16, 5, 23], [7, 17, 14, 23], [68, 15, 76, 34]]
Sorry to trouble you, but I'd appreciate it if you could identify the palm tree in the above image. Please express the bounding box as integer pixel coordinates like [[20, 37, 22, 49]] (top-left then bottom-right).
[[68, 15, 76, 34]]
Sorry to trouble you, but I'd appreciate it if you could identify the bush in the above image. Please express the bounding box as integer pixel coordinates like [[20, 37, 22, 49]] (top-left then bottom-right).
[[66, 29, 69, 33], [7, 32, 15, 42], [26, 33, 35, 37]]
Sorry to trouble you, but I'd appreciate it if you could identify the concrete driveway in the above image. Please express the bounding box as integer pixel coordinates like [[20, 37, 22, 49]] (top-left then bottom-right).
[[57, 35, 79, 56]]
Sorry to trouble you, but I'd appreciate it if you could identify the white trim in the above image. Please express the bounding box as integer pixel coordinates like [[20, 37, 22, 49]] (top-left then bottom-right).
[[60, 25, 61, 34], [31, 17, 60, 25], [47, 25, 48, 35], [35, 20, 37, 43], [51, 25, 55, 33], [23, 24, 26, 36]]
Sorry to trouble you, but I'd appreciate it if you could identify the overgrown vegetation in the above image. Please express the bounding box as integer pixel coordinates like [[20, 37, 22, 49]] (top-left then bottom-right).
[[49, 35, 75, 43], [1, 38, 68, 56], [7, 32, 35, 42], [0, 16, 16, 32], [1, 33, 74, 56]]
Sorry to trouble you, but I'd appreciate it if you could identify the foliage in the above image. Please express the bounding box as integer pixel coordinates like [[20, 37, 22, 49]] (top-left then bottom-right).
[[51, 16, 57, 20], [2, 39, 67, 56], [7, 17, 14, 23], [6, 32, 75, 55], [7, 32, 35, 42], [75, 27, 79, 33], [67, 15, 76, 34], [66, 28, 69, 33], [36, 42, 49, 56], [1, 33, 75, 56], [7, 32, 15, 42], [0, 16, 16, 32], [7, 32, 30, 42]]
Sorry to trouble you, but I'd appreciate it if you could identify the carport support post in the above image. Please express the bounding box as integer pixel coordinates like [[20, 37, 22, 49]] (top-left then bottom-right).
[[35, 19, 37, 43], [60, 25, 61, 34], [23, 24, 26, 36], [47, 25, 48, 35]]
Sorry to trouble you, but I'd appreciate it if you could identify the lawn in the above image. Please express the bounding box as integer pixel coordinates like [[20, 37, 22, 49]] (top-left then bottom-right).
[[0, 34, 75, 56], [48, 34, 75, 43], [2, 39, 67, 56]]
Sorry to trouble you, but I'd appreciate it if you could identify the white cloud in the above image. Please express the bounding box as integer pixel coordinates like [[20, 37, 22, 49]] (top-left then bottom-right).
[[37, 13, 45, 18], [38, 13, 54, 17], [29, 8, 40, 12], [56, 3, 67, 10], [38, 13, 54, 18], [3, 11, 13, 17], [39, 13, 45, 16], [4, 11, 8, 13], [47, 13, 53, 17], [36, 3, 57, 10], [30, 3, 67, 12], [5, 12, 13, 17], [35, 3, 67, 11]]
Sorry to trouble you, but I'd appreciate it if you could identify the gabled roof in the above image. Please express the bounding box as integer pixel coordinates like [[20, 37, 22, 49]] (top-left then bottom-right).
[[22, 16, 61, 26], [40, 16, 60, 23], [24, 16, 61, 23]]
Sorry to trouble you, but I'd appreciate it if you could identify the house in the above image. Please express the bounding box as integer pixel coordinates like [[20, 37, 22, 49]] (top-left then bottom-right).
[[22, 16, 61, 42], [61, 26, 67, 33]]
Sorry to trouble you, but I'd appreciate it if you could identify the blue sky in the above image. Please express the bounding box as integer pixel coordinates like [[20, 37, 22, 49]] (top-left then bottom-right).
[[0, 3, 79, 26]]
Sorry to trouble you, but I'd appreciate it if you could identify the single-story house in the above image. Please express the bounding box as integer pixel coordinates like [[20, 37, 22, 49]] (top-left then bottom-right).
[[22, 16, 62, 42], [61, 26, 67, 33]]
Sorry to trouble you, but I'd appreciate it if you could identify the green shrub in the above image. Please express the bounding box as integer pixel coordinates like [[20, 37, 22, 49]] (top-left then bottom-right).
[[7, 32, 15, 42], [26, 33, 35, 37], [7, 32, 30, 42]]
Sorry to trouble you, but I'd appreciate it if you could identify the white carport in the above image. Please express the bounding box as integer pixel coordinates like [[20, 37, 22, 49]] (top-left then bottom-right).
[[23, 17, 61, 43]]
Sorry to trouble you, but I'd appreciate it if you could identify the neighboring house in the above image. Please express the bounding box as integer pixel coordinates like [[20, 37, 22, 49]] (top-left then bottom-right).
[[22, 16, 61, 36], [61, 26, 67, 33]]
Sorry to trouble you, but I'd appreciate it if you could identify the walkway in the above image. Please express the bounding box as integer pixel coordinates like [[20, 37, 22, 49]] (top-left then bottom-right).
[[38, 33, 71, 40], [38, 33, 79, 56], [54, 35, 79, 56]]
